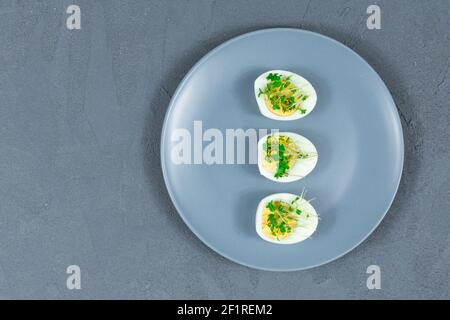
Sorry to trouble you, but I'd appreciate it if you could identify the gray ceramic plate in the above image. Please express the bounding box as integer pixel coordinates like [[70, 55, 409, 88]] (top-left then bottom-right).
[[161, 28, 403, 271]]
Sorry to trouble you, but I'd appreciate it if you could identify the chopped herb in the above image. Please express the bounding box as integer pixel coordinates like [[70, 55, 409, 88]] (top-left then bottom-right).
[[266, 73, 281, 81], [266, 201, 276, 212], [279, 222, 286, 233]]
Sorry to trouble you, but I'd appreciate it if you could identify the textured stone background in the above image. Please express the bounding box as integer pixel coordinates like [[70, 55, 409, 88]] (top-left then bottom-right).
[[0, 0, 448, 299]]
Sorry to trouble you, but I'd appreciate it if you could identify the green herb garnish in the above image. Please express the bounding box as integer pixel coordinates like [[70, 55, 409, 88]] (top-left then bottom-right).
[[264, 198, 309, 239], [266, 201, 276, 212], [264, 135, 316, 179], [259, 72, 309, 114]]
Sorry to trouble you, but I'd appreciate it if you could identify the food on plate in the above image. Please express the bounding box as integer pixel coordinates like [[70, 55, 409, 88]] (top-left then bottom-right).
[[255, 192, 318, 244], [257, 132, 318, 183], [254, 70, 317, 120]]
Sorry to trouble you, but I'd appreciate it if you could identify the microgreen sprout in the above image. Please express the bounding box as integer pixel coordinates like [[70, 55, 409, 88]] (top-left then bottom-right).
[[264, 190, 316, 241], [265, 200, 298, 239], [260, 73, 309, 114], [263, 135, 317, 179]]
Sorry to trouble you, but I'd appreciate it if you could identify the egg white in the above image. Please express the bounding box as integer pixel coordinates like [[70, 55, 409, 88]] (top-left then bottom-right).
[[254, 70, 317, 121], [255, 193, 319, 245], [257, 132, 318, 183]]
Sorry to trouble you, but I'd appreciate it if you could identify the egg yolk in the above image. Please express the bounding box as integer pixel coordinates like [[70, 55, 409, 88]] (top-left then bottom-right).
[[264, 94, 297, 116], [262, 135, 299, 178], [260, 73, 307, 116], [262, 201, 297, 240]]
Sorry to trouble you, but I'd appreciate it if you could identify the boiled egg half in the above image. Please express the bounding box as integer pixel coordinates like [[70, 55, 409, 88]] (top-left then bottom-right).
[[256, 193, 318, 244], [254, 70, 317, 121], [258, 132, 318, 183]]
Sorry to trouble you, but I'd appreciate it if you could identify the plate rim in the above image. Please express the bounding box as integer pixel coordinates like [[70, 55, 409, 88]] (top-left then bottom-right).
[[160, 28, 404, 271]]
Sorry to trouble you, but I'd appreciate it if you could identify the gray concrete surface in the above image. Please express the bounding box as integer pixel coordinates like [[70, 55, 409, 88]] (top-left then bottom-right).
[[0, 0, 449, 299]]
